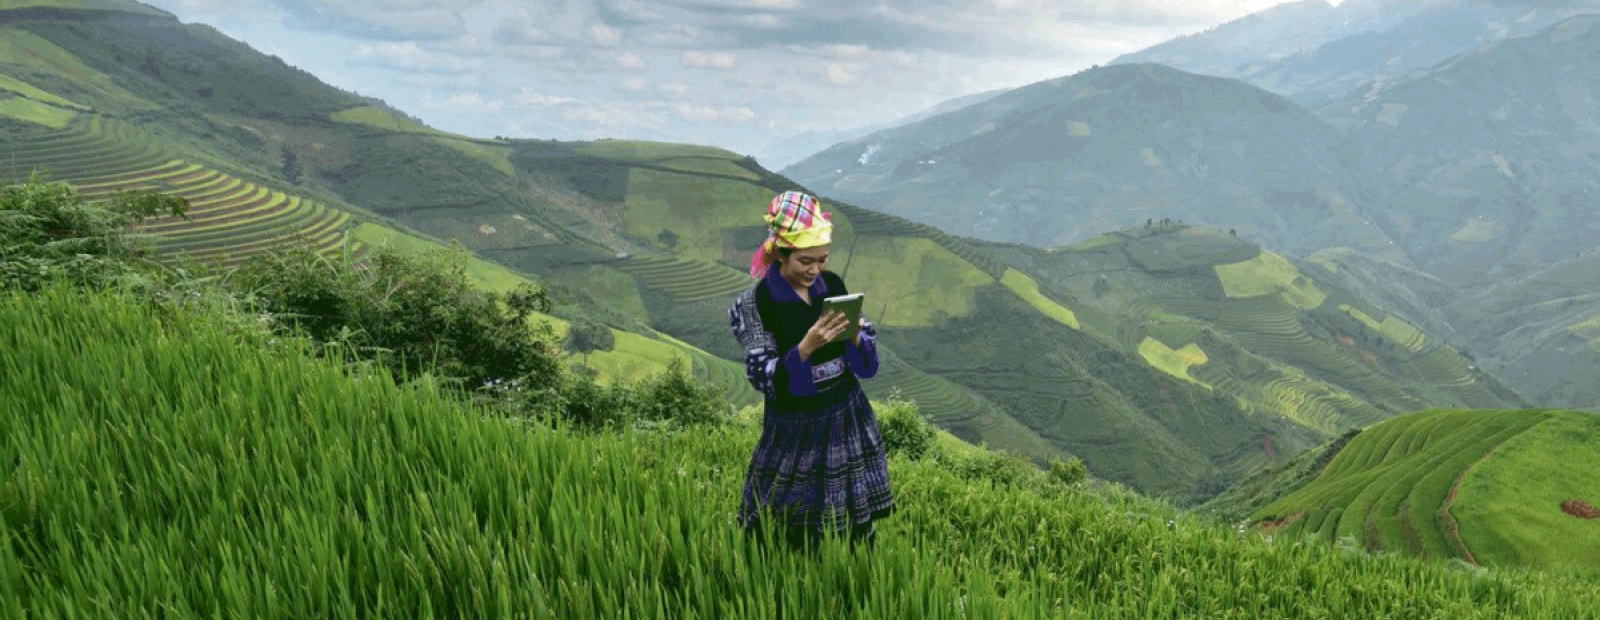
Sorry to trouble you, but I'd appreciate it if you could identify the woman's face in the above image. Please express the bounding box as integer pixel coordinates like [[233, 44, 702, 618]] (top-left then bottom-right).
[[779, 245, 830, 290]]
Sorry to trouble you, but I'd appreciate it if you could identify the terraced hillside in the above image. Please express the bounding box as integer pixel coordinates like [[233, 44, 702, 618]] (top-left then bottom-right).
[[1251, 409, 1600, 574], [1, 115, 362, 268], [997, 225, 1521, 435]]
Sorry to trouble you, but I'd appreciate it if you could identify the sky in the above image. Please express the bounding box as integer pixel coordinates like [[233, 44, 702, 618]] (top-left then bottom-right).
[[140, 0, 1309, 162]]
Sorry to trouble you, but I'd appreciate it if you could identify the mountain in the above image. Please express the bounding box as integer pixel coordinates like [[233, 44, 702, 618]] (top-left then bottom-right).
[[1215, 408, 1600, 574], [1324, 13, 1600, 290], [756, 87, 1006, 171], [1109, 0, 1600, 108], [0, 0, 1523, 501], [784, 63, 1398, 258], [981, 223, 1520, 439]]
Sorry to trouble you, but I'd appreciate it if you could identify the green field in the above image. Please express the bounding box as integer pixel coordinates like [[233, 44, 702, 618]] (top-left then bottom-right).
[[1215, 249, 1327, 309], [0, 74, 87, 109], [1000, 268, 1079, 329], [1255, 409, 1600, 574], [576, 139, 743, 162], [1341, 304, 1428, 352], [7, 285, 1600, 618], [621, 168, 775, 263], [840, 237, 994, 327], [0, 95, 73, 128], [0, 28, 155, 110], [1137, 337, 1210, 388], [1452, 412, 1600, 572]]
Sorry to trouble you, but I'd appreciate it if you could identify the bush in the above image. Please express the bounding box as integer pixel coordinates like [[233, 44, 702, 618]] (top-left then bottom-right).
[[1, 175, 188, 292], [945, 447, 1034, 488], [876, 395, 935, 459], [632, 358, 728, 428], [233, 242, 564, 392], [1049, 456, 1090, 487]]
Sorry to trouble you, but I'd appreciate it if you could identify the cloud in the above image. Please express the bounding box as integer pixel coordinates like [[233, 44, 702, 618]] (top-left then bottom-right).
[[275, 0, 486, 40], [823, 62, 863, 87], [353, 41, 483, 73], [667, 102, 756, 123], [512, 88, 580, 107], [422, 91, 504, 113], [681, 50, 737, 69]]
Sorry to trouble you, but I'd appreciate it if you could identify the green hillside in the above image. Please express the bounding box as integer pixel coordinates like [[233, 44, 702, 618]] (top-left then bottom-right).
[[0, 0, 1533, 503], [1243, 409, 1600, 575], [985, 224, 1521, 438], [6, 284, 1600, 617]]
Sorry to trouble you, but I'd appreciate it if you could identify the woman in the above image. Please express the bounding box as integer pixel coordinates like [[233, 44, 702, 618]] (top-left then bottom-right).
[[729, 190, 894, 551]]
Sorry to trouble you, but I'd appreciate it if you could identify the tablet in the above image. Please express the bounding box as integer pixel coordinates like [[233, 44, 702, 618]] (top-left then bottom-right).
[[821, 293, 864, 343]]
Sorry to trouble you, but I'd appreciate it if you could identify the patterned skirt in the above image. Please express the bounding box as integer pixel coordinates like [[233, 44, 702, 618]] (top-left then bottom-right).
[[739, 386, 895, 535]]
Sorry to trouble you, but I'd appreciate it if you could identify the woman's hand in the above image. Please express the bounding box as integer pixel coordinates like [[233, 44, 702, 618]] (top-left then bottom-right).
[[852, 317, 868, 347], [799, 310, 850, 360]]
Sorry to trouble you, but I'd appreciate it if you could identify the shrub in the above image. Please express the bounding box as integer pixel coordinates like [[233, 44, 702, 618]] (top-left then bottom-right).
[[876, 395, 935, 459], [1049, 456, 1090, 487], [632, 358, 728, 429], [946, 447, 1034, 488], [0, 175, 188, 292], [233, 242, 564, 392]]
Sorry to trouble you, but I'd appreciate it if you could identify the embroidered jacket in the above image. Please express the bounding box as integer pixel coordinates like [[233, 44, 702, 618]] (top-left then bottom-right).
[[728, 268, 878, 409]]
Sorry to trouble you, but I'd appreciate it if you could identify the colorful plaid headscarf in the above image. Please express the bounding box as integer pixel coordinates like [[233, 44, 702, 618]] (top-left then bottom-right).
[[748, 190, 833, 278]]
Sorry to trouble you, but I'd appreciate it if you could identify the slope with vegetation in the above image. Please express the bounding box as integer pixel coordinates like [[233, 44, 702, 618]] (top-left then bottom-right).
[[0, 0, 1536, 503], [6, 273, 1600, 617], [1210, 408, 1600, 576]]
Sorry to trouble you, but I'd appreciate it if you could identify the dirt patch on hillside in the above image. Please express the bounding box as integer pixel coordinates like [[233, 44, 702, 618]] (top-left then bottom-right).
[[1561, 499, 1598, 519], [1258, 512, 1305, 536]]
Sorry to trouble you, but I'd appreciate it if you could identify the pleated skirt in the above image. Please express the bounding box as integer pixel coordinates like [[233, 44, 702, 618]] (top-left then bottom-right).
[[738, 386, 895, 535]]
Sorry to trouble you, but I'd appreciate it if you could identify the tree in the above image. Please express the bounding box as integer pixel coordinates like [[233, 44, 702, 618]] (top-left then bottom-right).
[[281, 146, 302, 184], [657, 229, 679, 250], [563, 316, 615, 363]]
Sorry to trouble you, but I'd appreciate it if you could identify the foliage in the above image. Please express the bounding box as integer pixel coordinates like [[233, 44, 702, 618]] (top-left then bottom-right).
[[563, 315, 615, 360], [0, 175, 186, 291], [280, 145, 300, 183], [1049, 456, 1090, 487], [231, 240, 564, 392], [630, 357, 730, 428], [876, 394, 936, 460], [10, 285, 1600, 617]]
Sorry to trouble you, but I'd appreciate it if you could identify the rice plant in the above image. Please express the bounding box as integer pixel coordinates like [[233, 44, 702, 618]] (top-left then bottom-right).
[[3, 284, 1599, 618]]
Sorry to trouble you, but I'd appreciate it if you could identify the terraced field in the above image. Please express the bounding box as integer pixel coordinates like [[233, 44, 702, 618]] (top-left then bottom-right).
[[1569, 315, 1600, 354], [1, 115, 360, 267], [612, 255, 753, 303], [872, 354, 1062, 463], [831, 202, 1008, 278], [1256, 409, 1559, 564]]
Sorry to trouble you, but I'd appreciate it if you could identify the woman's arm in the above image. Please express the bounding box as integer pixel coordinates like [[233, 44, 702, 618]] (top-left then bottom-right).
[[729, 289, 818, 399], [845, 316, 879, 379]]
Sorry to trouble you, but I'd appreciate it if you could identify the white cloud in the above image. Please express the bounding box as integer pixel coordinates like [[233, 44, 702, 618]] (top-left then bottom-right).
[[353, 40, 483, 72], [423, 91, 504, 113], [591, 23, 622, 45], [668, 102, 756, 123], [681, 51, 738, 70], [512, 88, 579, 107], [620, 77, 649, 93], [614, 51, 649, 69], [824, 62, 863, 87]]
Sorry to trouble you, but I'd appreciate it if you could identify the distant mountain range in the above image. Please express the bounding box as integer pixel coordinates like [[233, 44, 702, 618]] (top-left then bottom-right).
[[750, 88, 1007, 172], [785, 11, 1600, 412]]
